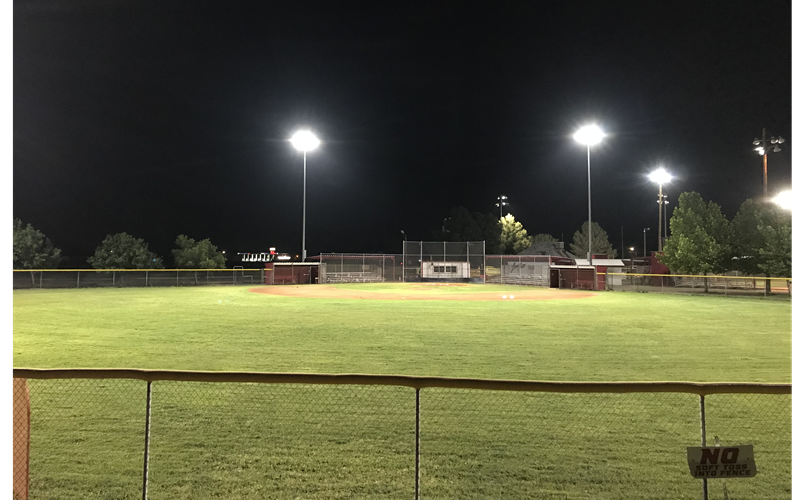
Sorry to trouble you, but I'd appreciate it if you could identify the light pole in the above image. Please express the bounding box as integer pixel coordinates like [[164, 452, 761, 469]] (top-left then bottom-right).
[[574, 125, 605, 265], [648, 168, 672, 253], [661, 195, 669, 245], [495, 195, 509, 219], [290, 130, 320, 261], [401, 230, 407, 241], [752, 129, 784, 199], [642, 228, 650, 257]]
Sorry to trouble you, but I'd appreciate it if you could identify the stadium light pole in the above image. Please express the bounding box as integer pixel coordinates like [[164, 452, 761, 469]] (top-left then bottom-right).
[[648, 168, 672, 253], [495, 195, 509, 219], [573, 124, 605, 265], [642, 228, 650, 257], [290, 130, 320, 261], [752, 129, 784, 199]]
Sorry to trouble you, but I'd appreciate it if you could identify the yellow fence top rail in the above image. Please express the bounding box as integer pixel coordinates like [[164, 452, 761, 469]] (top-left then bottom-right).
[[599, 271, 791, 281], [12, 369, 791, 396], [13, 268, 265, 272]]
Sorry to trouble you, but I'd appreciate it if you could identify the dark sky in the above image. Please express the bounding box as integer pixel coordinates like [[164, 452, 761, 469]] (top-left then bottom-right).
[[13, 0, 792, 264]]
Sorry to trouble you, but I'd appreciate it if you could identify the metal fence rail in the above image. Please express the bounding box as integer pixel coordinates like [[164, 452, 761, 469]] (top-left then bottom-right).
[[12, 369, 791, 500], [12, 269, 266, 290]]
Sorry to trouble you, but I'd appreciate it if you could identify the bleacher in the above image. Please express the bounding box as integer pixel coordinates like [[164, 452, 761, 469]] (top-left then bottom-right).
[[673, 276, 757, 289], [487, 274, 549, 287], [324, 272, 383, 283]]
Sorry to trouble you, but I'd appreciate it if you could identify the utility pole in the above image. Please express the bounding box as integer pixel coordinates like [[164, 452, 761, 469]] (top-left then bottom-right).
[[643, 227, 650, 258]]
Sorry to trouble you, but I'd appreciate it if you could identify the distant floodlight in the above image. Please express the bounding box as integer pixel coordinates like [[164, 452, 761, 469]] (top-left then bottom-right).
[[648, 168, 672, 185], [753, 139, 761, 146], [290, 130, 320, 152], [573, 125, 605, 146], [772, 190, 792, 210]]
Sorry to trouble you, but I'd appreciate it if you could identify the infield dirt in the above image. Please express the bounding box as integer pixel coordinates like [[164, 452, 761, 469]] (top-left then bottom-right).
[[249, 284, 599, 301]]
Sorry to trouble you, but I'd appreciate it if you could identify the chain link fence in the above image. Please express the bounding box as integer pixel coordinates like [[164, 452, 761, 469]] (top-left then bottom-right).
[[12, 269, 266, 290], [403, 242, 486, 283], [13, 370, 791, 500], [319, 254, 404, 283], [483, 255, 554, 286], [604, 273, 792, 298]]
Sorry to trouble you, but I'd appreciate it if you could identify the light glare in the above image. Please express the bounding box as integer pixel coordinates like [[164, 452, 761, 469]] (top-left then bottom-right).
[[772, 190, 792, 210], [573, 125, 605, 146], [648, 168, 672, 185], [290, 130, 320, 152]]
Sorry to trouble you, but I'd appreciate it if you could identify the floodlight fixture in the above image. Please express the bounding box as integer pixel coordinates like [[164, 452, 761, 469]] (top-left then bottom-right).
[[648, 168, 673, 253], [290, 130, 320, 152], [753, 129, 784, 199], [772, 190, 792, 210], [573, 124, 605, 146]]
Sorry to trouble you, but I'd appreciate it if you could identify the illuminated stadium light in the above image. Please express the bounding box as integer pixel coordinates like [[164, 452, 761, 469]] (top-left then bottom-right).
[[573, 124, 605, 146], [772, 190, 792, 210], [290, 130, 320, 152], [649, 168, 673, 253], [290, 130, 321, 261], [648, 168, 672, 185], [573, 123, 606, 265]]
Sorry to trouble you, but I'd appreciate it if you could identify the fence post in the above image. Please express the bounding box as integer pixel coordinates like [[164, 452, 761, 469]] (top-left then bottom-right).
[[77, 271, 80, 289], [700, 394, 708, 500], [113, 271, 116, 287], [39, 271, 43, 289], [145, 270, 149, 288], [176, 271, 179, 287], [142, 381, 153, 500], [415, 388, 421, 500]]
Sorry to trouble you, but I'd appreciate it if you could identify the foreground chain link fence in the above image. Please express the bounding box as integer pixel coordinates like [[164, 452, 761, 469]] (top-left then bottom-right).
[[12, 370, 790, 500], [12, 269, 266, 289]]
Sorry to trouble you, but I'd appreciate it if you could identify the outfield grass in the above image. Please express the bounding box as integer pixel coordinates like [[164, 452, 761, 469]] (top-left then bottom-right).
[[13, 284, 791, 382], [13, 285, 792, 499]]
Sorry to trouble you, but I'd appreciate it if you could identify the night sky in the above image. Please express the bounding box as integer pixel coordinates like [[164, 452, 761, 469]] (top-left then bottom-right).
[[13, 1, 792, 265]]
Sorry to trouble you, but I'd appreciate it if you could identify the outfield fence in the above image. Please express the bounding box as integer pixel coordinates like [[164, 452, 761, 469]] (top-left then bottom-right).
[[603, 272, 792, 297], [12, 269, 266, 290], [13, 369, 791, 500]]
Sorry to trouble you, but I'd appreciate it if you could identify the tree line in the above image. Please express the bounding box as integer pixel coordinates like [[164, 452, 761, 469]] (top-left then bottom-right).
[[13, 221, 225, 270], [659, 192, 791, 291], [13, 192, 791, 280], [435, 206, 617, 257]]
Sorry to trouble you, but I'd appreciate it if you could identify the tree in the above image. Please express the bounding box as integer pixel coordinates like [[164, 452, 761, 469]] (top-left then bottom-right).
[[88, 233, 164, 269], [569, 221, 617, 259], [13, 219, 62, 286], [172, 235, 225, 269], [499, 214, 533, 254], [731, 199, 791, 292], [730, 198, 767, 276], [757, 218, 791, 279], [533, 233, 559, 243], [440, 206, 502, 253], [658, 192, 730, 292]]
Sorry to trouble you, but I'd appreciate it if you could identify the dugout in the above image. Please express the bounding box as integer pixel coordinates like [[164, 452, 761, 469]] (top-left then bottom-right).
[[549, 265, 596, 290], [265, 262, 319, 285]]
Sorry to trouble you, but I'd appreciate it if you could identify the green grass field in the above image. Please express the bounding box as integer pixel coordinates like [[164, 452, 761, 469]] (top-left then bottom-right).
[[13, 284, 792, 499]]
